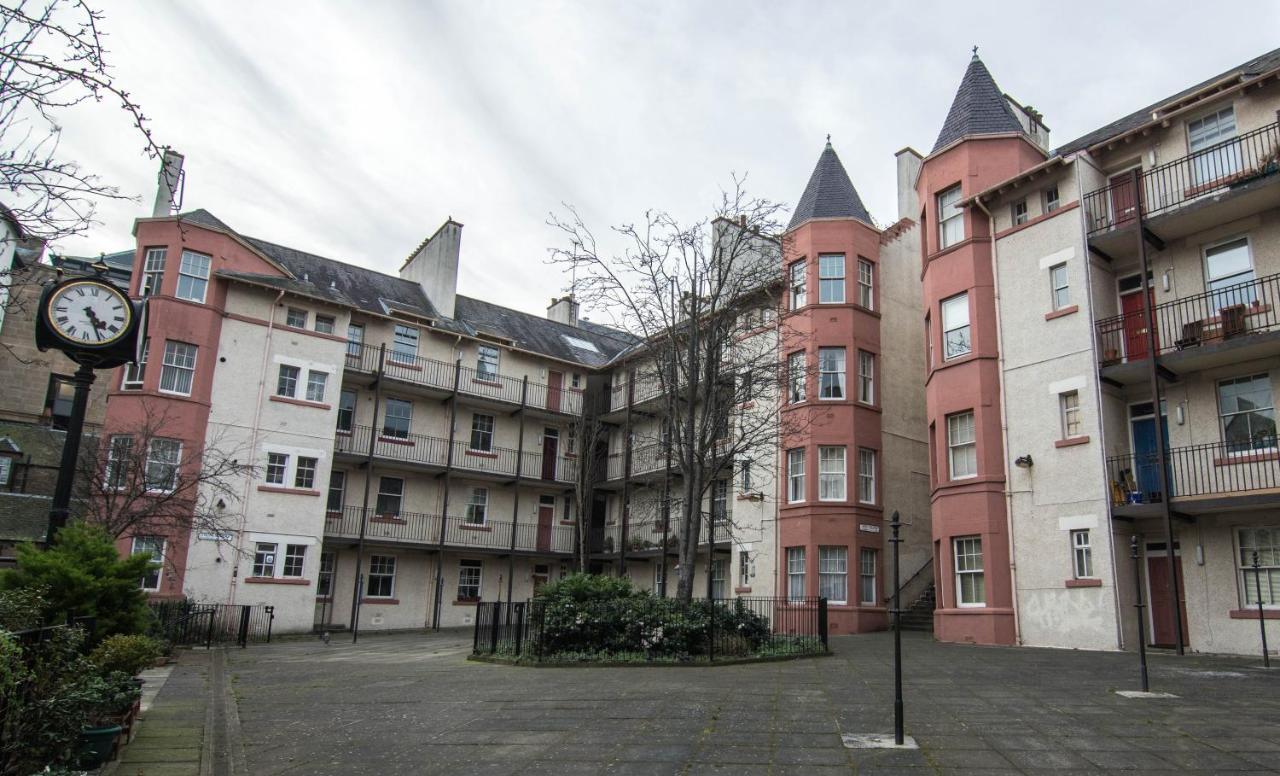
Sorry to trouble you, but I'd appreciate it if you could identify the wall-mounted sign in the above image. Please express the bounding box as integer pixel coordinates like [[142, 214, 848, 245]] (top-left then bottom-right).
[[858, 523, 881, 534]]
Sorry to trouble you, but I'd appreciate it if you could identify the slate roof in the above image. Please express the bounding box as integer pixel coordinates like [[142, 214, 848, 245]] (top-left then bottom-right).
[[932, 54, 1025, 154], [0, 494, 51, 543], [178, 210, 634, 367], [0, 421, 66, 467], [1055, 46, 1280, 155], [787, 142, 873, 230]]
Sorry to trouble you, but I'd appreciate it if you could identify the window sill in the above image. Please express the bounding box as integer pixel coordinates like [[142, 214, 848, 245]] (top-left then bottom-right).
[[269, 395, 331, 411], [470, 378, 503, 387], [453, 598, 481, 606], [465, 449, 498, 459], [459, 523, 492, 532], [325, 511, 342, 519], [361, 598, 399, 605], [1044, 305, 1079, 321], [244, 577, 311, 586], [1229, 608, 1280, 620], [1215, 450, 1280, 466], [1065, 578, 1102, 588], [335, 429, 352, 436], [559, 520, 576, 526], [386, 360, 422, 372], [256, 485, 321, 497], [734, 586, 752, 594], [1055, 436, 1091, 449], [377, 436, 415, 446], [370, 516, 406, 524]]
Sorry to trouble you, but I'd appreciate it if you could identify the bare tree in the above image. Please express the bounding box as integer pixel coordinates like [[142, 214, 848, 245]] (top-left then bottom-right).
[[550, 178, 801, 601], [568, 379, 610, 571], [74, 400, 253, 549]]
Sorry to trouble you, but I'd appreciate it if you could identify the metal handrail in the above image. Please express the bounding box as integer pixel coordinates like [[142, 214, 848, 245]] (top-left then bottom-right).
[[1107, 435, 1280, 505], [334, 424, 576, 483], [325, 505, 575, 554]]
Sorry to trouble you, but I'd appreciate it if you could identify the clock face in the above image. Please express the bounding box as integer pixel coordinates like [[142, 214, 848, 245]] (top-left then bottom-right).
[[46, 280, 132, 347]]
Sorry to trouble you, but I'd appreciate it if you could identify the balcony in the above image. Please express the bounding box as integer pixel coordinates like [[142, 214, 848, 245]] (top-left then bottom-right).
[[1094, 273, 1280, 380], [604, 442, 673, 483], [1083, 121, 1280, 259], [1106, 437, 1280, 516], [325, 506, 575, 555], [607, 371, 666, 415], [334, 424, 578, 484], [600, 516, 732, 555], [344, 344, 583, 417]]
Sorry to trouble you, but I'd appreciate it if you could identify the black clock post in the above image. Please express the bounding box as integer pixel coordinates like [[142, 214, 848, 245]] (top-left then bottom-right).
[[34, 260, 147, 543]]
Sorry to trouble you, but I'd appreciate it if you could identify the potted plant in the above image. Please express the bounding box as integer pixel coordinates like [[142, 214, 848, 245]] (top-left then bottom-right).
[[76, 672, 140, 768]]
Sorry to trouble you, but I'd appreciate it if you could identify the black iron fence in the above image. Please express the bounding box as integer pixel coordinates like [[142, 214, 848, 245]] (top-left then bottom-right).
[[473, 596, 827, 663], [1107, 436, 1280, 506], [325, 505, 576, 554], [1096, 273, 1280, 366], [1083, 120, 1280, 235], [149, 601, 275, 648]]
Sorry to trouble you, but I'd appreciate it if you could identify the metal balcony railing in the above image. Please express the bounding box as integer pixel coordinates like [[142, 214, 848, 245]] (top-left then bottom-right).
[[334, 424, 577, 483], [609, 371, 667, 413], [601, 515, 732, 554], [1106, 436, 1280, 506], [1095, 273, 1280, 367], [344, 343, 584, 416], [605, 442, 674, 481], [1083, 121, 1280, 236], [325, 505, 575, 554]]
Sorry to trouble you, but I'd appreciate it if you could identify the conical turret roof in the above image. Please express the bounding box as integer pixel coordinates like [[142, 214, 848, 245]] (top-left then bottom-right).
[[787, 141, 872, 230], [931, 52, 1023, 154]]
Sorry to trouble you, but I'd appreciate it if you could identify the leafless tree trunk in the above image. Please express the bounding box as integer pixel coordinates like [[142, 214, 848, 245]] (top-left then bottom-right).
[[569, 377, 608, 571]]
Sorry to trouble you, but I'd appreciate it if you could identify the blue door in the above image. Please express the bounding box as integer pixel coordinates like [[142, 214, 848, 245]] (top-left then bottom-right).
[[1131, 412, 1171, 500]]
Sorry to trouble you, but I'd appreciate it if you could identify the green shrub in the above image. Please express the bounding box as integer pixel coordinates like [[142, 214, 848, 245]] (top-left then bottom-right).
[[0, 627, 93, 773], [88, 634, 164, 677], [0, 586, 47, 631]]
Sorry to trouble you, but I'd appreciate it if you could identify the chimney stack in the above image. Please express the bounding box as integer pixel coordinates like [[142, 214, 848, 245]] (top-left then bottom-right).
[[152, 149, 184, 218], [547, 294, 578, 327], [401, 218, 463, 319], [894, 147, 923, 222]]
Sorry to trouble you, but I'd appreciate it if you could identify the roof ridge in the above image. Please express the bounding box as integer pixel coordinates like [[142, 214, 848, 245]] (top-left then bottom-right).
[[456, 294, 634, 344]]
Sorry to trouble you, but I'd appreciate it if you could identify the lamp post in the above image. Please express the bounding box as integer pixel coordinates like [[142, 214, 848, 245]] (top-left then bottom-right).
[[1130, 536, 1149, 692], [1253, 551, 1271, 669], [889, 510, 904, 746]]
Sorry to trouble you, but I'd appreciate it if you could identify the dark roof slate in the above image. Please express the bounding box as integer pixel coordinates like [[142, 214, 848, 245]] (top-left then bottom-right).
[[0, 494, 51, 543], [932, 54, 1025, 154], [1055, 46, 1280, 155], [454, 296, 634, 367], [788, 143, 873, 230]]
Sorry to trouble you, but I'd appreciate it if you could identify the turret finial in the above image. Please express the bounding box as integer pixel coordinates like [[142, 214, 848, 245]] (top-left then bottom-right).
[[825, 133, 831, 148], [972, 45, 979, 59]]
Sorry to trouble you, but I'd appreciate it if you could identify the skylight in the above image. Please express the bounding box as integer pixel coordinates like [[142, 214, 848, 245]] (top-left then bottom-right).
[[562, 335, 601, 354]]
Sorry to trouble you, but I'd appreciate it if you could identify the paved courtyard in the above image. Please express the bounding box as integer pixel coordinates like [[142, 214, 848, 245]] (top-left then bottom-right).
[[130, 630, 1280, 775]]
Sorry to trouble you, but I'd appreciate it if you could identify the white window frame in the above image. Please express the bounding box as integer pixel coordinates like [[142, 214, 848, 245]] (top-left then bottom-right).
[[818, 347, 845, 400], [476, 345, 500, 381], [265, 452, 289, 485], [367, 555, 396, 598], [710, 558, 728, 600], [376, 477, 404, 517], [859, 548, 877, 605], [106, 434, 133, 490], [327, 470, 345, 513], [947, 411, 977, 480], [857, 448, 876, 505], [145, 439, 181, 493], [1071, 529, 1094, 579], [1187, 105, 1240, 185], [276, 364, 300, 398], [347, 323, 365, 359], [282, 544, 307, 578], [818, 254, 845, 304], [818, 446, 846, 502], [318, 551, 336, 597], [1060, 391, 1082, 439], [788, 351, 805, 404], [1050, 263, 1070, 310], [121, 337, 149, 390], [131, 536, 165, 591], [1203, 235, 1256, 308], [314, 314, 335, 335], [141, 247, 166, 297], [159, 340, 197, 396], [175, 250, 211, 303], [819, 546, 848, 604], [294, 456, 318, 490], [465, 487, 489, 525], [1238, 527, 1279, 608], [857, 259, 874, 310], [857, 350, 874, 404], [390, 324, 419, 364], [286, 307, 308, 328], [953, 536, 985, 608], [252, 542, 278, 578], [787, 448, 805, 503], [789, 260, 807, 309], [1218, 373, 1276, 454], [938, 184, 963, 250], [1012, 199, 1028, 226], [786, 547, 806, 602], [305, 370, 328, 404], [1044, 186, 1060, 213], [941, 293, 970, 360], [457, 559, 482, 600], [382, 398, 413, 440], [0, 456, 11, 487], [470, 413, 495, 452]]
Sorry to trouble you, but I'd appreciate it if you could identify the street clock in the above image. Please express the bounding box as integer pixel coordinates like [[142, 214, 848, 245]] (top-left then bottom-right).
[[35, 273, 146, 368]]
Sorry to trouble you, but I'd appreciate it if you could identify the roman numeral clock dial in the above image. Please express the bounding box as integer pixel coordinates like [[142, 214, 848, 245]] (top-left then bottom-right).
[[44, 280, 132, 348]]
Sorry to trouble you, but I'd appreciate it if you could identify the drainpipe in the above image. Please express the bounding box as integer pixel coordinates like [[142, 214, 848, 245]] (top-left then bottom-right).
[[974, 197, 1023, 645], [228, 289, 286, 605]]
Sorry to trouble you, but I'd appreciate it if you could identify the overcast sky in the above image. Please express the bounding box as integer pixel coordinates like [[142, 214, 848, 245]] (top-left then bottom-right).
[[53, 1, 1280, 320]]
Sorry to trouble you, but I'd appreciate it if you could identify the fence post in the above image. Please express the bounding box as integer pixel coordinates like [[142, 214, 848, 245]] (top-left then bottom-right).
[[238, 606, 251, 649], [489, 603, 500, 655], [514, 602, 525, 657], [205, 609, 215, 650], [536, 601, 545, 660], [472, 605, 482, 654], [818, 597, 828, 651], [707, 599, 715, 663], [265, 606, 275, 644]]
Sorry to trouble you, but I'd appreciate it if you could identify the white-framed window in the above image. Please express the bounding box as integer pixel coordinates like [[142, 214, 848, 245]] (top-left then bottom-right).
[[1012, 199, 1028, 226], [314, 314, 335, 335], [175, 250, 211, 303], [1219, 374, 1275, 453], [121, 337, 149, 390], [941, 293, 970, 360], [787, 448, 805, 503], [1071, 529, 1093, 579], [857, 448, 876, 504], [1044, 186, 1060, 213], [390, 324, 419, 364], [1238, 527, 1279, 606], [818, 347, 845, 400], [131, 536, 164, 591], [859, 548, 877, 604], [327, 470, 345, 512], [286, 307, 307, 328], [1188, 105, 1240, 185], [788, 351, 805, 404], [710, 558, 727, 599], [337, 390, 356, 433], [294, 457, 318, 490], [283, 544, 307, 578], [470, 413, 494, 451], [818, 254, 845, 304], [106, 435, 133, 490], [711, 479, 728, 520], [367, 555, 396, 598], [252, 542, 277, 578], [0, 456, 11, 486], [738, 550, 751, 586], [465, 487, 489, 525], [457, 559, 482, 600], [382, 398, 412, 439], [819, 546, 847, 604], [953, 536, 985, 607], [1050, 263, 1070, 310], [305, 371, 328, 403], [947, 411, 977, 479], [265, 452, 289, 485], [818, 446, 846, 501], [789, 260, 807, 309], [857, 350, 874, 404], [1204, 236, 1256, 309], [346, 323, 364, 359], [376, 476, 403, 516], [787, 547, 806, 601], [857, 259, 873, 309], [739, 458, 752, 492], [476, 345, 500, 380], [145, 439, 181, 492], [141, 247, 166, 297], [159, 340, 197, 395], [925, 312, 933, 367], [937, 184, 963, 250], [276, 364, 300, 398], [1060, 391, 1082, 438], [317, 551, 336, 597]]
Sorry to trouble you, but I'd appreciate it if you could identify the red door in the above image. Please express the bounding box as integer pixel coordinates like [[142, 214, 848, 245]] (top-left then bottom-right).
[[541, 429, 559, 480], [1110, 171, 1141, 227], [1121, 287, 1158, 361], [1147, 555, 1190, 648], [536, 499, 555, 553], [547, 371, 563, 413]]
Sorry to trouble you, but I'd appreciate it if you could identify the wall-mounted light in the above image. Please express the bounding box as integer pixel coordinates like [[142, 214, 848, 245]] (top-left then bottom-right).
[[1162, 270, 1171, 292], [1014, 455, 1034, 469], [1176, 404, 1186, 426]]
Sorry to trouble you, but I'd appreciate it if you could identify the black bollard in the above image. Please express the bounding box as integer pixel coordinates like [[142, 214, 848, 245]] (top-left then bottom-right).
[[1130, 536, 1149, 692], [1253, 551, 1271, 669], [890, 510, 904, 746]]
